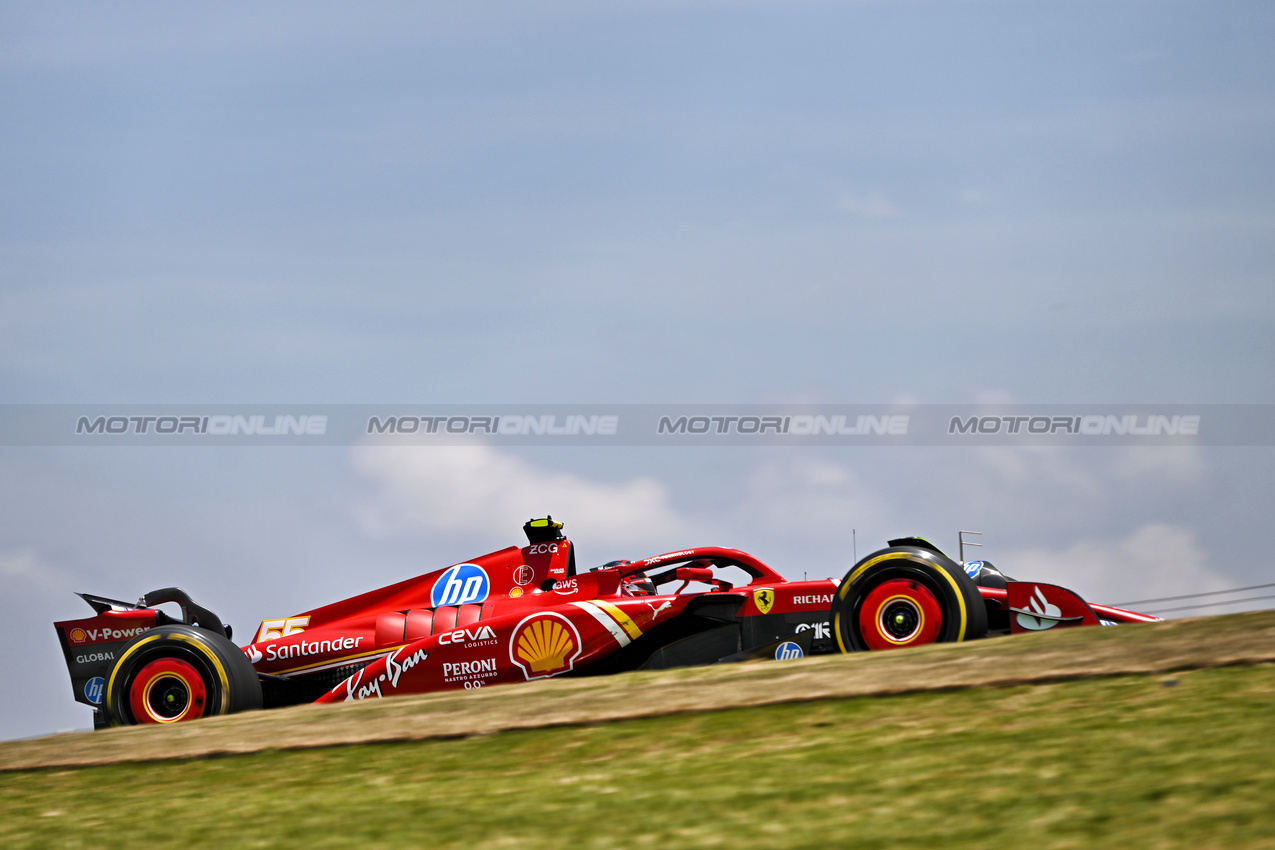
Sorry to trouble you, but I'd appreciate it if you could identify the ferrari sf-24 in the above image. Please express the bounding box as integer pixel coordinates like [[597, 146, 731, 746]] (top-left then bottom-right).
[[54, 518, 1158, 727]]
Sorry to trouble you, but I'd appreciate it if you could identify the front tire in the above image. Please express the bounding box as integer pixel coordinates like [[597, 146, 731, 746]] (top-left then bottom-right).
[[105, 625, 262, 726], [831, 546, 988, 652]]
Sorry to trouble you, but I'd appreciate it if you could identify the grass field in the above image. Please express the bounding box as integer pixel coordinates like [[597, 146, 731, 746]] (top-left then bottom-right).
[[8, 610, 1275, 773], [4, 662, 1274, 848]]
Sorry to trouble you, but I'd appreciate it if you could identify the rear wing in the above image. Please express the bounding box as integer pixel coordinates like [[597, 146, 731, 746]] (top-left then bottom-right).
[[54, 596, 159, 717], [53, 589, 230, 725]]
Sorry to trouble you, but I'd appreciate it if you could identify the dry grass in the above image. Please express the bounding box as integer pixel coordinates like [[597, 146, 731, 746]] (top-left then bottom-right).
[[2, 664, 1274, 848], [4, 609, 1274, 772]]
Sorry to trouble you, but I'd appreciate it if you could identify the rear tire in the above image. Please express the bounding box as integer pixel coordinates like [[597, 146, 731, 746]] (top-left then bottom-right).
[[105, 624, 262, 726], [831, 546, 988, 652]]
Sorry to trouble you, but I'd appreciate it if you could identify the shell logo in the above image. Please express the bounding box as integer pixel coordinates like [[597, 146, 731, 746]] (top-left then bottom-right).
[[510, 613, 581, 680], [69, 628, 87, 644]]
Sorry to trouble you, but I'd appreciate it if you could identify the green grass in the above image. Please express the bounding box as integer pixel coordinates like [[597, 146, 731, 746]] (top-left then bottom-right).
[[4, 665, 1274, 849]]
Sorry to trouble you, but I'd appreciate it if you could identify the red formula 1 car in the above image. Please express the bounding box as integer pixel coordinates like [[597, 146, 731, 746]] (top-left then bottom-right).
[[54, 518, 1159, 727]]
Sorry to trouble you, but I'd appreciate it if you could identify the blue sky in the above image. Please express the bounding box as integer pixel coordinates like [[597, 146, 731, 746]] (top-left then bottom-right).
[[1, 1, 1273, 740]]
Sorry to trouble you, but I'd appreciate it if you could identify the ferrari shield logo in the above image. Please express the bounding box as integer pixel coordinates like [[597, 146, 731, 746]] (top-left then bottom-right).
[[753, 588, 775, 615]]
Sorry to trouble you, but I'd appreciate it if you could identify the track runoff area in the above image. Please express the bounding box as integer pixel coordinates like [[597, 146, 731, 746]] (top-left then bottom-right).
[[4, 610, 1275, 847]]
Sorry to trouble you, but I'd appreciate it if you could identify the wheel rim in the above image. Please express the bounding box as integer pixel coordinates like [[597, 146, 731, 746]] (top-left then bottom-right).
[[858, 578, 943, 651], [129, 658, 208, 723]]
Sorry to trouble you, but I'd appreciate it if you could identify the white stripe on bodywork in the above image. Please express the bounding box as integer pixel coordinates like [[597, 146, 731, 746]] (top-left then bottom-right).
[[570, 601, 632, 648]]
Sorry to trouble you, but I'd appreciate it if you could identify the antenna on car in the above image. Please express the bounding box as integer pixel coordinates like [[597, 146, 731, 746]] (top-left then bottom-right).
[[958, 530, 983, 565]]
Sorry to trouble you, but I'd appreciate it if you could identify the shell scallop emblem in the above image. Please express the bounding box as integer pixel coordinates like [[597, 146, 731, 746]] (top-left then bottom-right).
[[510, 613, 581, 680]]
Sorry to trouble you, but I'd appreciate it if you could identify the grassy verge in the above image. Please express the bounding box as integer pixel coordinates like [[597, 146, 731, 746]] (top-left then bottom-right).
[[7, 610, 1275, 772], [4, 663, 1274, 849]]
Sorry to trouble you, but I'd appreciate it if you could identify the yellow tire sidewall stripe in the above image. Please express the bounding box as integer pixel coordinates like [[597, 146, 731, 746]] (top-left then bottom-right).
[[106, 630, 232, 721]]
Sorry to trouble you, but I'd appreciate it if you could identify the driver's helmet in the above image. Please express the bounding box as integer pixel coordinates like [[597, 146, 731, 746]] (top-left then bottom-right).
[[620, 571, 656, 597]]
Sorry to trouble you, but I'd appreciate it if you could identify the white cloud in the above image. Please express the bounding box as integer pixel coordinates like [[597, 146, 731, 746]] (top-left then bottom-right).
[[1000, 523, 1235, 616], [968, 446, 1108, 503], [736, 456, 891, 538], [351, 446, 689, 548], [0, 547, 86, 740], [0, 546, 62, 592], [346, 447, 1245, 618], [970, 387, 1017, 405], [1109, 446, 1207, 485], [961, 445, 1207, 517], [0, 546, 40, 578], [837, 191, 903, 219]]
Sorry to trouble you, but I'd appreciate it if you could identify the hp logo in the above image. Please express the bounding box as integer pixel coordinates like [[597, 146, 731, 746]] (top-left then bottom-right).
[[431, 564, 491, 607], [775, 641, 804, 661]]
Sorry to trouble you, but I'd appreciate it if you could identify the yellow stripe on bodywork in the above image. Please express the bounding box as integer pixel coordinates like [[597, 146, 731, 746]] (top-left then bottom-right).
[[571, 601, 632, 647], [833, 551, 968, 650], [591, 599, 644, 640]]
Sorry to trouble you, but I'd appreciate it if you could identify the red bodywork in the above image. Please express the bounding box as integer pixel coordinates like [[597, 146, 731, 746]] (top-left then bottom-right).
[[54, 530, 1159, 720], [243, 539, 1153, 706], [307, 543, 821, 703]]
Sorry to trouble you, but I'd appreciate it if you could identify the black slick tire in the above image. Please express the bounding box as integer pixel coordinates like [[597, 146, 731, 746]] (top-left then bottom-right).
[[104, 624, 262, 726], [830, 545, 988, 652]]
